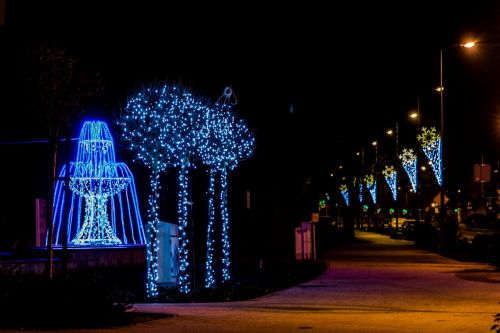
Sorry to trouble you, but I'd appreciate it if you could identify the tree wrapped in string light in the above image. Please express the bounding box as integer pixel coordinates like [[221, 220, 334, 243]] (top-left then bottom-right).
[[340, 184, 349, 207], [417, 127, 442, 186], [357, 179, 363, 203], [364, 174, 377, 204], [198, 87, 255, 286], [168, 90, 209, 294], [119, 85, 182, 298], [399, 148, 418, 193], [382, 165, 397, 201]]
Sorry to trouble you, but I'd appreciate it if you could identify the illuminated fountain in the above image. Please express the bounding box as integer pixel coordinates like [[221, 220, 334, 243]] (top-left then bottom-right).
[[51, 120, 146, 247]]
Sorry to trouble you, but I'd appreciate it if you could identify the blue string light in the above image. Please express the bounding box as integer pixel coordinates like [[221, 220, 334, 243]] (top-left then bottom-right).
[[51, 120, 146, 248], [400, 148, 418, 193], [119, 85, 185, 297], [418, 127, 442, 186], [339, 184, 349, 207], [382, 165, 397, 201], [358, 181, 363, 203], [198, 93, 255, 286], [364, 174, 377, 204]]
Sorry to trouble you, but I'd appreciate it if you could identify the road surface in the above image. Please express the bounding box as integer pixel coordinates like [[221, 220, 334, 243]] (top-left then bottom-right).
[[13, 231, 500, 332]]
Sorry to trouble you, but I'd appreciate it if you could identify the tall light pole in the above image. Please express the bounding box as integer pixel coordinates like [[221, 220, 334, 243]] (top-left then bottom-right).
[[371, 140, 378, 229], [386, 122, 399, 229], [437, 41, 476, 225], [438, 48, 445, 225], [409, 108, 422, 222]]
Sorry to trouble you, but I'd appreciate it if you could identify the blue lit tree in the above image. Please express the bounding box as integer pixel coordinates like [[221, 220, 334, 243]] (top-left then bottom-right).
[[198, 88, 255, 286], [167, 90, 209, 294], [119, 85, 179, 298]]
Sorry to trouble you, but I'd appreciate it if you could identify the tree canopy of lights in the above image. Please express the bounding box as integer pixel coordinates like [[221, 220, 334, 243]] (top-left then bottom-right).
[[168, 89, 209, 294], [198, 88, 255, 287], [417, 127, 442, 186], [382, 165, 397, 201], [119, 85, 181, 298], [339, 184, 349, 207], [364, 174, 377, 204], [120, 84, 213, 296], [399, 148, 418, 193], [51, 120, 146, 248]]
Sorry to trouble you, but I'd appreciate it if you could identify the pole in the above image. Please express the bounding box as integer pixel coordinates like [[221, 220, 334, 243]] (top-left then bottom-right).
[[61, 130, 71, 275], [416, 95, 422, 223], [439, 48, 445, 225], [395, 122, 399, 230]]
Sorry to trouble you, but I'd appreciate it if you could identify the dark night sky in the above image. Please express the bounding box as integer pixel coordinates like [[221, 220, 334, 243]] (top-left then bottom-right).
[[2, 0, 500, 203]]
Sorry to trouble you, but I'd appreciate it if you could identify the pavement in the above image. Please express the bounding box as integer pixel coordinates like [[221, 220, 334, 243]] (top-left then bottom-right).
[[7, 231, 500, 332]]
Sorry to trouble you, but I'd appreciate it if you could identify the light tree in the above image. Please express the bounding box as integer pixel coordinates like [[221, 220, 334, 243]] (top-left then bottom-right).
[[166, 89, 209, 294], [118, 85, 178, 298], [198, 88, 255, 286], [119, 84, 208, 296]]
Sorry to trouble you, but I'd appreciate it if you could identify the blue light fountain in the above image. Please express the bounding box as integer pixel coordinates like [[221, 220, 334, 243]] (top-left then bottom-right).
[[51, 120, 146, 247]]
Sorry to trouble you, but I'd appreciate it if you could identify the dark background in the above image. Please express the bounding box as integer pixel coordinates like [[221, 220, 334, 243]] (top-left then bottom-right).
[[2, 1, 500, 263]]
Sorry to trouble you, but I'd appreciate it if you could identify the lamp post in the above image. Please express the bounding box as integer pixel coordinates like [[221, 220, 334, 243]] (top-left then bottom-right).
[[409, 109, 422, 222], [371, 140, 378, 229], [386, 122, 399, 229], [437, 41, 476, 226], [438, 48, 445, 226]]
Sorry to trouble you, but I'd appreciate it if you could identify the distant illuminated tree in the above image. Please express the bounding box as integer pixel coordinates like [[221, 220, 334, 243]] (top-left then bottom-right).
[[382, 165, 397, 201], [359, 183, 363, 203], [399, 148, 418, 193], [417, 127, 441, 186], [198, 87, 255, 286]]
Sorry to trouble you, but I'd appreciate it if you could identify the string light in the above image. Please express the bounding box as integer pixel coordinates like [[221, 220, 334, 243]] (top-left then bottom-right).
[[119, 84, 254, 295], [399, 148, 418, 193], [417, 127, 442, 186], [339, 184, 349, 207], [118, 85, 186, 297], [198, 91, 255, 286], [382, 165, 397, 201], [51, 121, 146, 248], [364, 174, 377, 204]]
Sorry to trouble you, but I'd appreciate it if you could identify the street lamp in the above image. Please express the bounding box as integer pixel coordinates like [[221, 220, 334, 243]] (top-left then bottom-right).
[[437, 41, 476, 225], [386, 122, 399, 229]]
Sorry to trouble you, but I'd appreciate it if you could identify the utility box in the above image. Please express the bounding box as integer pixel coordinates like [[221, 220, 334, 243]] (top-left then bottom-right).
[[157, 221, 179, 287], [295, 222, 312, 260]]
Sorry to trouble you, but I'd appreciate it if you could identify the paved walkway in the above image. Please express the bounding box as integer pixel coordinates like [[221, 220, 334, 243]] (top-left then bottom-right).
[[9, 231, 500, 332]]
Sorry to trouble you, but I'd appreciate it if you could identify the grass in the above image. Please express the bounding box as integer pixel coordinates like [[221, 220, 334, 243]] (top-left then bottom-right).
[[158, 259, 327, 302], [0, 259, 326, 329]]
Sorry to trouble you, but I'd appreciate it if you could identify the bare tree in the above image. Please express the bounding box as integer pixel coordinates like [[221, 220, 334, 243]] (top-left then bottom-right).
[[27, 43, 103, 278]]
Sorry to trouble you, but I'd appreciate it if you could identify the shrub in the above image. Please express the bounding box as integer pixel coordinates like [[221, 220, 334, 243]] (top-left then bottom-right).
[[0, 267, 137, 329]]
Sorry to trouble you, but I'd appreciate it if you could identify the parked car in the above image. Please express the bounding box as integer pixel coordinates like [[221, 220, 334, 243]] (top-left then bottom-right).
[[457, 213, 498, 245], [401, 220, 417, 240], [389, 217, 408, 238]]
